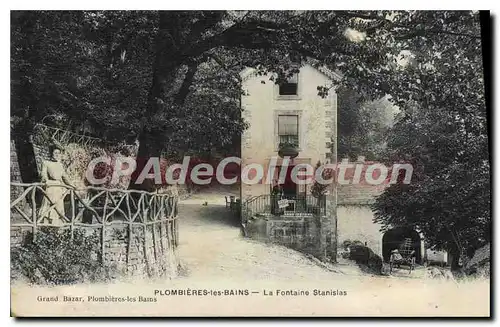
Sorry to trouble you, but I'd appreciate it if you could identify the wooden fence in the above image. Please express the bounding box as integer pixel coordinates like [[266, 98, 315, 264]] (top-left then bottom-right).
[[11, 182, 179, 277]]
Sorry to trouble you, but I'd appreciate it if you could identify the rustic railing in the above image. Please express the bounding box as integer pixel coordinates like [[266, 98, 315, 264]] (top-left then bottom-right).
[[242, 194, 327, 222], [10, 182, 179, 276], [32, 123, 102, 147]]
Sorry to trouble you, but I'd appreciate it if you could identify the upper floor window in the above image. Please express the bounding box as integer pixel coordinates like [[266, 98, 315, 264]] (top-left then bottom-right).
[[278, 74, 298, 96], [278, 115, 299, 146]]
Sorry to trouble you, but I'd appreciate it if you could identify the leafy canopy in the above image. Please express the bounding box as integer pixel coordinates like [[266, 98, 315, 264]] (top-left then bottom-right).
[[11, 11, 489, 256]]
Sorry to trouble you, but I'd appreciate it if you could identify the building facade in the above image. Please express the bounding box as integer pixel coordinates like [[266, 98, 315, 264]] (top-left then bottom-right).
[[240, 64, 339, 201], [239, 64, 446, 265]]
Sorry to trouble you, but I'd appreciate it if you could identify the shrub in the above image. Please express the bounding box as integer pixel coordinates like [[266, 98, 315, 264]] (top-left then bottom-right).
[[348, 244, 383, 275], [342, 239, 352, 251], [311, 161, 334, 200], [342, 239, 364, 250], [11, 227, 117, 285]]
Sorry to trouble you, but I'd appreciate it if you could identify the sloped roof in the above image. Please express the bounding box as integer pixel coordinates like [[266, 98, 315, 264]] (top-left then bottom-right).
[[239, 63, 342, 82], [337, 161, 392, 205], [337, 184, 387, 205], [466, 243, 490, 269], [239, 67, 256, 81], [303, 57, 344, 80]]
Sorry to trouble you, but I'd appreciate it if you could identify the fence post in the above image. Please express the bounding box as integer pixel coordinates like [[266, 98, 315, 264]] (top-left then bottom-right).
[[174, 196, 179, 247], [125, 223, 132, 275], [125, 192, 132, 274], [142, 194, 152, 277], [151, 196, 159, 263], [143, 223, 150, 276], [31, 185, 37, 242], [101, 191, 108, 265], [70, 188, 75, 240], [159, 196, 168, 259]]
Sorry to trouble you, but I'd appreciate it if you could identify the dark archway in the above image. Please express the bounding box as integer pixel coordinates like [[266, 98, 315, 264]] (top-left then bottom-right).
[[382, 228, 422, 263]]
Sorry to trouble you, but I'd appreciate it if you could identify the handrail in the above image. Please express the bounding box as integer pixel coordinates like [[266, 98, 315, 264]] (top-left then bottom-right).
[[242, 194, 268, 216], [10, 182, 178, 231], [32, 123, 103, 146], [242, 194, 327, 220], [243, 194, 261, 207], [10, 182, 172, 196]]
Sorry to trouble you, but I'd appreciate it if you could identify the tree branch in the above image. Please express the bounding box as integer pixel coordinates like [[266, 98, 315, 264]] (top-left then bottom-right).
[[336, 11, 481, 39], [395, 28, 482, 40], [187, 11, 226, 44], [208, 53, 241, 83], [180, 18, 289, 59], [174, 62, 198, 106]]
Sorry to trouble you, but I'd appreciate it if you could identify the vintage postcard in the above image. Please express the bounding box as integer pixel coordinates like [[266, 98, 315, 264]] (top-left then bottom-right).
[[10, 10, 491, 317]]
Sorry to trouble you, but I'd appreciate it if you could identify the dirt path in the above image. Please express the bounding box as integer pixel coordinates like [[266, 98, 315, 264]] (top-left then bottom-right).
[[177, 190, 345, 281], [10, 188, 490, 317]]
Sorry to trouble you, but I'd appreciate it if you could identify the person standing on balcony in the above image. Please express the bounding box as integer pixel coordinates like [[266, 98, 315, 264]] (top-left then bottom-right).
[[39, 145, 75, 226]]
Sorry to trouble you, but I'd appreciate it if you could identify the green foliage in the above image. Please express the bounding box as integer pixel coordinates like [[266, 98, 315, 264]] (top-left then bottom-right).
[[11, 11, 246, 156], [11, 11, 490, 258], [11, 228, 116, 285], [337, 86, 395, 160], [348, 244, 383, 275], [12, 11, 484, 158], [342, 239, 364, 250], [370, 12, 489, 267], [311, 161, 333, 199]]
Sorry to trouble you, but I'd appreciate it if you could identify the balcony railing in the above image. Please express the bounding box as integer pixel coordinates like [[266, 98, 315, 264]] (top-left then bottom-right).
[[242, 194, 327, 221], [278, 135, 299, 148]]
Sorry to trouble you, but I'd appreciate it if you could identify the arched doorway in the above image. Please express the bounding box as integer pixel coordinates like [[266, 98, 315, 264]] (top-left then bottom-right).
[[382, 228, 422, 263]]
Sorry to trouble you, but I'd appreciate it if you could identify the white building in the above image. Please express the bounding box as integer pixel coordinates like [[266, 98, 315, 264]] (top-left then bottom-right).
[[239, 63, 446, 265], [240, 63, 339, 201]]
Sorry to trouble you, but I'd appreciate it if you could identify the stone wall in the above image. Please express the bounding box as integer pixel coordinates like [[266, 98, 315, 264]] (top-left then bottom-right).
[[10, 140, 23, 200], [10, 219, 180, 278], [103, 222, 179, 278], [10, 140, 22, 182], [10, 226, 30, 249], [245, 199, 337, 261], [267, 217, 320, 255], [337, 205, 384, 257], [337, 183, 386, 257], [246, 215, 321, 257]]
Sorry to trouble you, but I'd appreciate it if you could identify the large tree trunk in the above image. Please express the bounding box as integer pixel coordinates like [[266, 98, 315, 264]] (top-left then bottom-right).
[[130, 129, 167, 191], [12, 121, 39, 184], [448, 242, 465, 273], [129, 12, 192, 191]]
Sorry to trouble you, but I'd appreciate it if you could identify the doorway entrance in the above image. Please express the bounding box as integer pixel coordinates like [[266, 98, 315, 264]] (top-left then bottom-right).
[[280, 165, 297, 199], [271, 164, 309, 198], [382, 228, 422, 263]]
